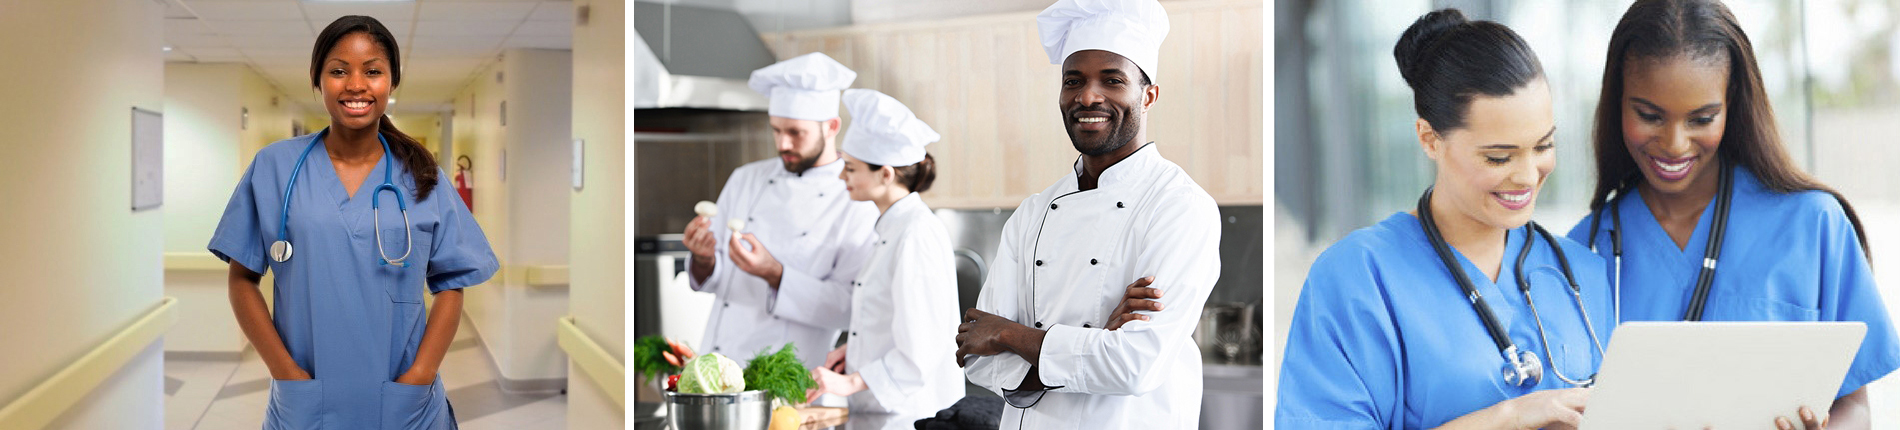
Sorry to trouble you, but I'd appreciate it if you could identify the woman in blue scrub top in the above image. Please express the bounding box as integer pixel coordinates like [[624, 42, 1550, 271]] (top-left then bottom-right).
[[208, 15, 497, 430], [1277, 10, 1617, 429], [1568, 1, 1899, 428]]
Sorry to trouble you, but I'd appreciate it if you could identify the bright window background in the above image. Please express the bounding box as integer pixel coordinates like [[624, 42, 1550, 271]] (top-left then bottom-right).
[[1275, 0, 1899, 423]]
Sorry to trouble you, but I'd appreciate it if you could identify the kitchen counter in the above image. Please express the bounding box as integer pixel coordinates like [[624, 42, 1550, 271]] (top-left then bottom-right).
[[803, 411, 925, 430], [638, 364, 1265, 430], [632, 402, 924, 430]]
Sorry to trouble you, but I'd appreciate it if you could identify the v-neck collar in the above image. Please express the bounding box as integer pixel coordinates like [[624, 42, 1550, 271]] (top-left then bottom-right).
[[1622, 178, 1718, 281], [1396, 212, 1526, 293], [313, 130, 390, 205], [307, 133, 390, 235]]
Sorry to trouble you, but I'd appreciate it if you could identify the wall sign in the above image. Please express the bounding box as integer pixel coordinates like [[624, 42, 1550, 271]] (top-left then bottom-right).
[[131, 107, 163, 211]]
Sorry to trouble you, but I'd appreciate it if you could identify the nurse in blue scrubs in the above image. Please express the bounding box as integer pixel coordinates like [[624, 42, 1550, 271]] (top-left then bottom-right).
[[1277, 9, 1617, 429], [1567, 1, 1899, 428], [208, 15, 497, 430]]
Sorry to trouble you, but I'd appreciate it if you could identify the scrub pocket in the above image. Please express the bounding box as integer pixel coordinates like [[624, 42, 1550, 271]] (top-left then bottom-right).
[[1704, 295, 1821, 321], [379, 227, 434, 304], [380, 380, 435, 430], [264, 379, 324, 430]]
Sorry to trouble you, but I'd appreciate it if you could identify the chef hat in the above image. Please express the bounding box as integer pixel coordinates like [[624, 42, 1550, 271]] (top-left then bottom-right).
[[841, 89, 939, 167], [1036, 0, 1170, 82], [748, 52, 858, 121]]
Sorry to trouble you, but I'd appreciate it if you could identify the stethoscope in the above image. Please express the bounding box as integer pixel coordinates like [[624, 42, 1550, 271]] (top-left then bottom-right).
[[1417, 188, 1606, 388], [1586, 164, 1733, 322], [268, 128, 414, 267]]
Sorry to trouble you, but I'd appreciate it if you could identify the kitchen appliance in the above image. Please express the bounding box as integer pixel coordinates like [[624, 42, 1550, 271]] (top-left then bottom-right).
[[635, 235, 716, 346]]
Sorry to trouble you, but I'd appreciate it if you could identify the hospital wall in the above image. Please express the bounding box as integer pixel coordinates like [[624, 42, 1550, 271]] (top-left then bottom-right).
[[389, 113, 444, 165], [161, 62, 302, 356], [0, 0, 167, 428], [447, 48, 576, 392], [567, 0, 628, 426]]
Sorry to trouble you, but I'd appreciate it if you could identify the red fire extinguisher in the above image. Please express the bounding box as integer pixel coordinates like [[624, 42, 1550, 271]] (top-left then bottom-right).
[[455, 155, 475, 214]]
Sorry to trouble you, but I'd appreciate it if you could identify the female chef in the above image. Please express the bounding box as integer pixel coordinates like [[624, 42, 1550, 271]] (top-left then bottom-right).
[[804, 89, 964, 419], [1567, 1, 1899, 428], [208, 15, 497, 430], [1277, 9, 1617, 429]]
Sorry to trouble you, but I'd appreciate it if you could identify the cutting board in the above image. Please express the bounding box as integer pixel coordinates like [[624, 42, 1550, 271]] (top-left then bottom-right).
[[796, 406, 849, 429]]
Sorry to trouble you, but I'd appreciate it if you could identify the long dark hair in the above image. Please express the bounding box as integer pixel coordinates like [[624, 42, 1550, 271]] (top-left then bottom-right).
[[865, 153, 937, 194], [1392, 8, 1544, 132], [1590, 0, 1870, 258], [311, 15, 439, 202]]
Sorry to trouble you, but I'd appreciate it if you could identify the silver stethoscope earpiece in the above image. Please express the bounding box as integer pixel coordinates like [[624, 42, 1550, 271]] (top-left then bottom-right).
[[272, 128, 414, 267]]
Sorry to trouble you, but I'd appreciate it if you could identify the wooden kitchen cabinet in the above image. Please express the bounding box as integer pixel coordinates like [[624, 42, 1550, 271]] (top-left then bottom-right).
[[757, 0, 1262, 209]]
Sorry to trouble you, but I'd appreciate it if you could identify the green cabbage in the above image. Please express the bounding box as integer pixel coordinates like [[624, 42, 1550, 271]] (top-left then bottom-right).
[[678, 352, 745, 394]]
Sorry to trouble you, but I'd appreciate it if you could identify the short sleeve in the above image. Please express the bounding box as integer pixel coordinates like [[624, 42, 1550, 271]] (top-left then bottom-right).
[[207, 161, 268, 275], [425, 169, 499, 292], [1815, 199, 1900, 397], [1275, 244, 1403, 428]]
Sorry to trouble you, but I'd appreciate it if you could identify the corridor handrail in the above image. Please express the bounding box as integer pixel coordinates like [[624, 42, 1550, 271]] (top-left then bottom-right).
[[0, 297, 178, 428], [556, 315, 624, 407]]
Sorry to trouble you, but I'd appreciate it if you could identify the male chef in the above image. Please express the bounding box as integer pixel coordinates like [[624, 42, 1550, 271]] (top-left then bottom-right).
[[954, 0, 1222, 428], [684, 52, 880, 369]]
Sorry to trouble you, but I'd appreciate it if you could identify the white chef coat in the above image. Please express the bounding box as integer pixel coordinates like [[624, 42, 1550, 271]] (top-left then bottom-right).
[[843, 192, 964, 417], [962, 143, 1221, 429], [689, 157, 880, 368]]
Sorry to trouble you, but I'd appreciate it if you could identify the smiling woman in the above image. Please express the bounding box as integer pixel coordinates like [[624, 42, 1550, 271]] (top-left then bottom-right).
[[1566, 1, 1900, 428], [309, 16, 438, 203], [207, 14, 499, 430], [1277, 8, 1620, 430]]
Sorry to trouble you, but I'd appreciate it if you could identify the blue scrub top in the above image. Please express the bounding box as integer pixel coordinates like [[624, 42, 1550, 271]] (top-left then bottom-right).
[[1277, 213, 1617, 429], [1568, 165, 1900, 398], [208, 131, 498, 430]]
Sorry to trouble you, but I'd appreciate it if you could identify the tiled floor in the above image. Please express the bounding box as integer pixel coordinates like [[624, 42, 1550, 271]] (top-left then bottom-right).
[[165, 317, 567, 430]]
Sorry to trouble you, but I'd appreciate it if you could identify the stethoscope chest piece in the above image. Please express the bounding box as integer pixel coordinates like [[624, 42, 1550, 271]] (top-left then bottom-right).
[[1500, 346, 1544, 387], [271, 240, 294, 263]]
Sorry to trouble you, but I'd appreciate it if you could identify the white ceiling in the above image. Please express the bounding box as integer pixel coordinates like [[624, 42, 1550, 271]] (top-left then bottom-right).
[[164, 0, 574, 115]]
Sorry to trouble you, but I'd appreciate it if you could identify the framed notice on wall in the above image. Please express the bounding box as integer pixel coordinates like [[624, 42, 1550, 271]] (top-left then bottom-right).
[[131, 107, 163, 211]]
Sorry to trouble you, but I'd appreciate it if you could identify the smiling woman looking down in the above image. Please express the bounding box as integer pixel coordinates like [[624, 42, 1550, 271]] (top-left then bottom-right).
[[1277, 9, 1618, 429]]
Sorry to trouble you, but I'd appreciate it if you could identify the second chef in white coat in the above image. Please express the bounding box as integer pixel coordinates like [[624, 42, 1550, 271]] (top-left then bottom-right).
[[805, 89, 964, 419], [684, 52, 881, 368]]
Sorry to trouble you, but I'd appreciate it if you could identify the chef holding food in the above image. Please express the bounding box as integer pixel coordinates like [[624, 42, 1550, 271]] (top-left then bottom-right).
[[680, 51, 881, 371]]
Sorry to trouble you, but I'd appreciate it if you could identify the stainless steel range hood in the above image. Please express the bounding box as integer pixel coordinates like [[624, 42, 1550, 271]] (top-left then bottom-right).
[[634, 1, 775, 111]]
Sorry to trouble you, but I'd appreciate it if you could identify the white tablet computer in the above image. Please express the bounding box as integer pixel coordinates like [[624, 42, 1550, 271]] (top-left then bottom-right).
[[1580, 321, 1865, 430]]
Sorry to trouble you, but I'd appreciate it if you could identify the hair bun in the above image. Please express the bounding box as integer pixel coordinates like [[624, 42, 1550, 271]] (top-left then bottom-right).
[[1394, 9, 1469, 89]]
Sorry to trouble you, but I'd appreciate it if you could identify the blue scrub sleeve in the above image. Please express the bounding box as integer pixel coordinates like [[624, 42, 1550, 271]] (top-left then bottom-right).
[[424, 170, 498, 293], [1817, 203, 1900, 397], [208, 161, 269, 275], [1275, 243, 1403, 428]]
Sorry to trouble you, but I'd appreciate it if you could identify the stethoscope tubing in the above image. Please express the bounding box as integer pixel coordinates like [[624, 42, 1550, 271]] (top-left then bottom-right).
[[1418, 187, 1602, 387], [279, 128, 413, 267], [1587, 164, 1734, 323]]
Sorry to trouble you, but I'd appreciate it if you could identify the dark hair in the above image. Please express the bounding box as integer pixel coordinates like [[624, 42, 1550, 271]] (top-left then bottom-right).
[[1591, 0, 1870, 258], [865, 153, 937, 194], [1392, 8, 1545, 132], [311, 15, 440, 202]]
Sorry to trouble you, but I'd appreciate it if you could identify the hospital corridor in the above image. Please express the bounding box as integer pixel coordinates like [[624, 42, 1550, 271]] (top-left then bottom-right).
[[0, 0, 627, 428]]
